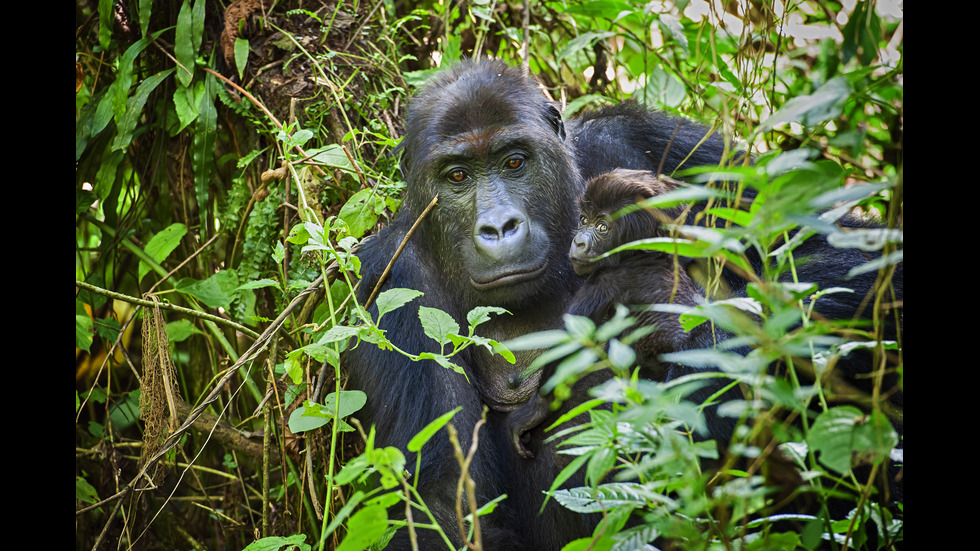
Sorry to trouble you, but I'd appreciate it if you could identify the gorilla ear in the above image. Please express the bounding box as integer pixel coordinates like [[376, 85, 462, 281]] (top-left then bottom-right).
[[546, 104, 566, 141]]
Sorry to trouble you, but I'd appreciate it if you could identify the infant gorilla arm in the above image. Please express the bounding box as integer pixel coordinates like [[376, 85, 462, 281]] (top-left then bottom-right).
[[510, 169, 708, 458]]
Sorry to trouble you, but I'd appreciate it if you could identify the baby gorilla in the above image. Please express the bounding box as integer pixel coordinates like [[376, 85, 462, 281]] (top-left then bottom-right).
[[510, 169, 711, 458]]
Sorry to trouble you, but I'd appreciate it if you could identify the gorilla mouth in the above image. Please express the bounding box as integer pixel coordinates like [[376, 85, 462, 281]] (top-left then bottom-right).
[[484, 400, 521, 413], [469, 262, 548, 291]]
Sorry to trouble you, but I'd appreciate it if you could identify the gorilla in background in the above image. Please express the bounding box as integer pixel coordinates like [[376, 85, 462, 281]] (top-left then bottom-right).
[[508, 169, 736, 459], [342, 59, 728, 550]]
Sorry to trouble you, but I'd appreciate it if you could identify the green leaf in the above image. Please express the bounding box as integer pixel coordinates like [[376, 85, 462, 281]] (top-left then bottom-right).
[[759, 76, 851, 132], [173, 81, 204, 132], [407, 407, 461, 452], [175, 0, 196, 87], [176, 269, 239, 309], [76, 475, 100, 505], [419, 306, 460, 348], [242, 534, 310, 551], [113, 68, 174, 151], [552, 482, 663, 513], [310, 144, 356, 171], [288, 404, 330, 433], [807, 406, 899, 474], [235, 278, 280, 292], [317, 324, 362, 346], [191, 75, 217, 228], [339, 188, 386, 238], [503, 329, 570, 351], [137, 0, 153, 38], [283, 349, 304, 385], [234, 37, 249, 80], [288, 392, 367, 434], [607, 339, 636, 372], [165, 319, 202, 343], [98, 0, 113, 49], [140, 223, 187, 283], [336, 505, 388, 551], [416, 352, 467, 378], [564, 314, 596, 341], [76, 314, 94, 353], [466, 306, 510, 329], [324, 390, 368, 420], [556, 31, 617, 64], [374, 288, 424, 321]]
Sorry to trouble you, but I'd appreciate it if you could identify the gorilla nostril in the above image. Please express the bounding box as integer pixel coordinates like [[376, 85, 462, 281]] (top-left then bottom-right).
[[479, 224, 501, 240]]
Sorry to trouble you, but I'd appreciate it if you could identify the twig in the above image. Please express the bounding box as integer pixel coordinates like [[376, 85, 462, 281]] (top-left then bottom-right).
[[364, 195, 439, 310], [75, 280, 260, 341]]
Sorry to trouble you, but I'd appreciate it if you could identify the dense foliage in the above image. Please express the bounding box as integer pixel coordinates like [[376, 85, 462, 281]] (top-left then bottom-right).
[[76, 1, 903, 550]]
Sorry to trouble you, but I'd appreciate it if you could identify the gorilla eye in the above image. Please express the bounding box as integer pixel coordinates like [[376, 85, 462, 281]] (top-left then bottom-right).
[[596, 221, 609, 234], [579, 215, 589, 226], [448, 169, 468, 183], [504, 156, 525, 170]]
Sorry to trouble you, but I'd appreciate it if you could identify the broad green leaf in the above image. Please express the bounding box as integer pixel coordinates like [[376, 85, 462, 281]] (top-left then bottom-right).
[[335, 505, 388, 551], [466, 306, 510, 328], [543, 348, 598, 394], [242, 534, 310, 551], [176, 269, 239, 310], [759, 76, 851, 132], [846, 249, 903, 278], [165, 319, 202, 343], [564, 314, 596, 340], [323, 390, 368, 420], [137, 0, 153, 38], [658, 14, 688, 52], [339, 188, 386, 238], [288, 404, 330, 433], [317, 324, 362, 345], [374, 288, 424, 321], [807, 406, 898, 474], [552, 482, 666, 513], [607, 338, 636, 371], [76, 476, 99, 504], [419, 306, 460, 347], [140, 223, 187, 283], [416, 352, 467, 378], [310, 144, 356, 171]]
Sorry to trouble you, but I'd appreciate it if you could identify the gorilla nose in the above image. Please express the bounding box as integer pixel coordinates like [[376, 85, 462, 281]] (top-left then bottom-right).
[[475, 213, 529, 260]]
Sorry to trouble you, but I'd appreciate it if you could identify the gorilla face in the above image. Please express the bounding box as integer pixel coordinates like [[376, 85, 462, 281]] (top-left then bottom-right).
[[398, 61, 583, 308]]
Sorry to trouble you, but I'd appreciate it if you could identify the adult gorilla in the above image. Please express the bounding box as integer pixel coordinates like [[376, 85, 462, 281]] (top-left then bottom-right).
[[342, 59, 725, 549]]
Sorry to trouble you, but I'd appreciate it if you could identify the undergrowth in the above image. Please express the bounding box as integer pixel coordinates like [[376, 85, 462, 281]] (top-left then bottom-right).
[[76, 1, 902, 550]]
